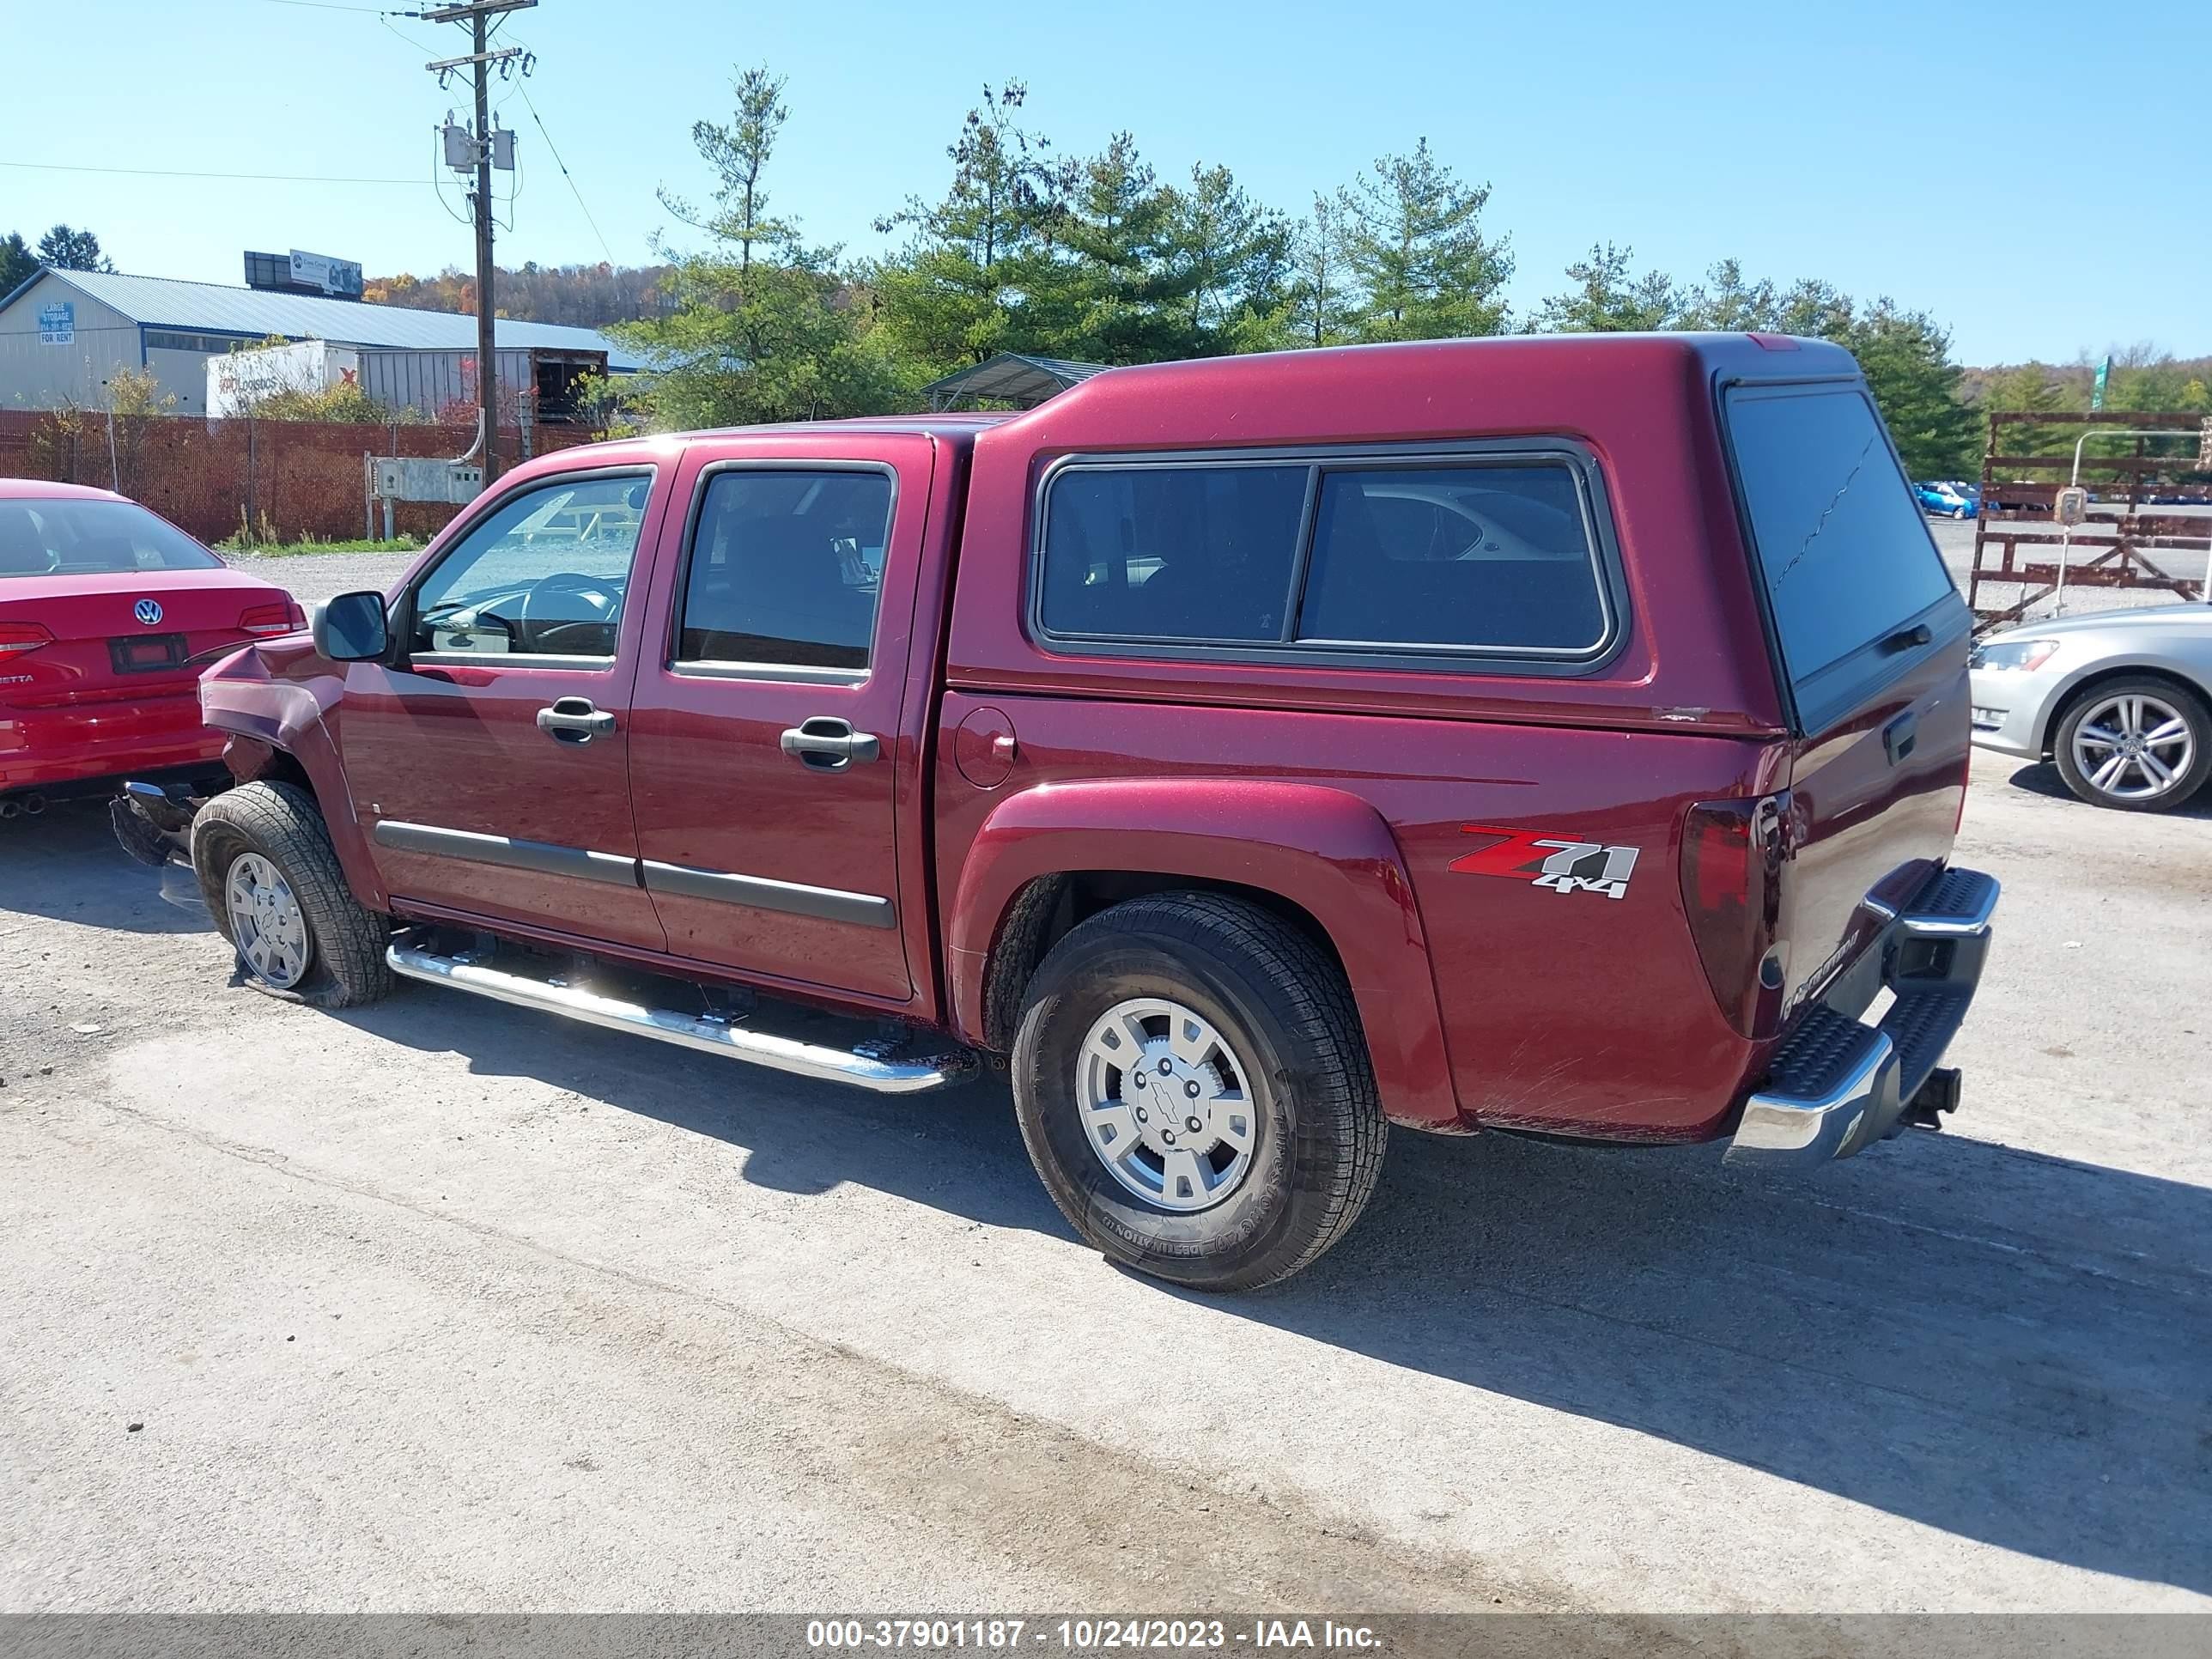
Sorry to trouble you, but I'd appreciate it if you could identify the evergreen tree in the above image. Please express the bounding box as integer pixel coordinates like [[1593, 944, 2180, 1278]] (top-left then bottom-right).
[[1841, 301, 1981, 479], [1674, 259, 1777, 331], [1157, 162, 1292, 356], [867, 82, 1068, 370], [1985, 361, 2068, 470], [0, 232, 35, 294], [35, 224, 112, 272], [1042, 132, 1177, 364], [1529, 243, 1682, 332], [1343, 139, 1511, 340], [614, 64, 906, 428], [1284, 192, 1361, 349]]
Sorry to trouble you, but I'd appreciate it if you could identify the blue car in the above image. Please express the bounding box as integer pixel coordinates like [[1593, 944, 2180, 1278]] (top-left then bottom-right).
[[1915, 480, 1978, 519]]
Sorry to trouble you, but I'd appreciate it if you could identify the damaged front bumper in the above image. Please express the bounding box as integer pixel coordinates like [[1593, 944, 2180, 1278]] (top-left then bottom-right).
[[1726, 865, 1999, 1167], [109, 777, 211, 868]]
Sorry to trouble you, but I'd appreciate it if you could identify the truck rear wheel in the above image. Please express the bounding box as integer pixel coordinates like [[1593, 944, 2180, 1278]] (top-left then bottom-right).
[[191, 781, 392, 1009], [1011, 892, 1386, 1291]]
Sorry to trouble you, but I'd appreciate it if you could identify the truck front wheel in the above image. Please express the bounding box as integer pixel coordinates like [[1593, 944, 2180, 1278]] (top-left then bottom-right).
[[1011, 893, 1386, 1291], [191, 781, 393, 1009]]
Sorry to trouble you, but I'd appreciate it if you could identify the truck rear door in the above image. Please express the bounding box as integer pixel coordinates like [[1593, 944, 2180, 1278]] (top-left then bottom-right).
[[623, 436, 936, 1006], [1723, 380, 1974, 1016]]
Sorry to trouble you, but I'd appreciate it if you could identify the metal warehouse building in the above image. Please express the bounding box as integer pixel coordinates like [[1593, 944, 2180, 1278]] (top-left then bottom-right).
[[0, 267, 642, 428]]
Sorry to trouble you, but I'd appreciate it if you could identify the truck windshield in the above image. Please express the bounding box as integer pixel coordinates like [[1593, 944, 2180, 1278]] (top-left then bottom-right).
[[1725, 384, 1958, 723], [0, 497, 222, 577]]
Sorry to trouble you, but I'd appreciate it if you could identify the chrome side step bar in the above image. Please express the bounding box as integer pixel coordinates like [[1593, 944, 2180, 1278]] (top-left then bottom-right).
[[386, 938, 975, 1095]]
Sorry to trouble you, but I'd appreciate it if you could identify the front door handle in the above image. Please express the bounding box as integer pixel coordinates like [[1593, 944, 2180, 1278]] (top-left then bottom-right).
[[537, 696, 617, 744], [780, 715, 881, 770]]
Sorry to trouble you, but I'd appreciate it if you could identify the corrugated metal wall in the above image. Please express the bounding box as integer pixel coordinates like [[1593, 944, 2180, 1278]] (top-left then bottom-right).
[[0, 273, 141, 411]]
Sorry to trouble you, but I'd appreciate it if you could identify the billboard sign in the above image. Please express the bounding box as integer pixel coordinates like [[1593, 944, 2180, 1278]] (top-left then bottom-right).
[[37, 301, 74, 345], [289, 249, 364, 298]]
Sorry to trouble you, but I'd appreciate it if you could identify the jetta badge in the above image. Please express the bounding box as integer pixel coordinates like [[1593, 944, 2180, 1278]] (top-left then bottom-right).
[[133, 599, 164, 627]]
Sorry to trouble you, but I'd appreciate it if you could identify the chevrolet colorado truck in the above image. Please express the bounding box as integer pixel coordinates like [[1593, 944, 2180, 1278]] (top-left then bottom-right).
[[121, 333, 1999, 1291]]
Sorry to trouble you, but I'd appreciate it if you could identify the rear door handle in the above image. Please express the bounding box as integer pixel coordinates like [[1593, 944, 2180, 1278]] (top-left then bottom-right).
[[536, 696, 617, 743], [780, 715, 881, 769], [1883, 709, 1918, 765]]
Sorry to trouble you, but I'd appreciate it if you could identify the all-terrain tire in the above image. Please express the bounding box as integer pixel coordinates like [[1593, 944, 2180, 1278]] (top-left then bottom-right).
[[191, 781, 393, 1008], [1011, 892, 1386, 1292]]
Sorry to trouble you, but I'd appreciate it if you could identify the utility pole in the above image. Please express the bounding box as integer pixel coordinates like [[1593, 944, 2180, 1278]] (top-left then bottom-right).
[[424, 0, 534, 483]]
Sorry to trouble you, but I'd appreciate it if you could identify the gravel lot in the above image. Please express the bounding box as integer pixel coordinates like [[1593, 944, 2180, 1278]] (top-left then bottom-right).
[[1, 742, 2206, 1621]]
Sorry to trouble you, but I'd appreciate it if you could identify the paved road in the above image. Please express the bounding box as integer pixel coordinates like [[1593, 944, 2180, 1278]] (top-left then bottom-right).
[[1, 748, 2206, 1620]]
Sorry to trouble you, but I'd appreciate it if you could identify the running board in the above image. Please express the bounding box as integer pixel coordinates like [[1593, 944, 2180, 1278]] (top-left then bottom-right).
[[385, 938, 975, 1095]]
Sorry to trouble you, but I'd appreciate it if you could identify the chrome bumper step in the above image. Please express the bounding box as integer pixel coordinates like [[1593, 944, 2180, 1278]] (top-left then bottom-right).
[[1728, 866, 1998, 1168], [385, 936, 976, 1096]]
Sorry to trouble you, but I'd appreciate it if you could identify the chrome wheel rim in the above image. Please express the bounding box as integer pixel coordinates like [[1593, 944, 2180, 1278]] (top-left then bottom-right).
[[2072, 693, 2195, 802], [1076, 997, 1257, 1212], [225, 852, 312, 988]]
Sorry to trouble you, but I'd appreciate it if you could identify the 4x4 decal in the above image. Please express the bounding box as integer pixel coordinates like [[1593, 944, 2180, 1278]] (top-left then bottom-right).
[[1450, 825, 1641, 901]]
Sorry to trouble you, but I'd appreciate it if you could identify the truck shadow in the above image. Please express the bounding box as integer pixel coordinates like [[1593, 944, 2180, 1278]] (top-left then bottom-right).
[[0, 803, 211, 934], [342, 981, 2210, 1600]]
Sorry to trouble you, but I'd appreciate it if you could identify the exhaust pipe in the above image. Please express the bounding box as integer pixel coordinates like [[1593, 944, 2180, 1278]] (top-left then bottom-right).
[[0, 798, 18, 821], [20, 793, 44, 817]]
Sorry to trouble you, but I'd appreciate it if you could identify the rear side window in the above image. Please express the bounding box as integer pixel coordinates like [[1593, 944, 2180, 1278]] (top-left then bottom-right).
[[1725, 385, 1958, 702], [678, 468, 893, 672], [1299, 465, 1607, 653], [1036, 452, 1614, 661], [1040, 465, 1307, 642]]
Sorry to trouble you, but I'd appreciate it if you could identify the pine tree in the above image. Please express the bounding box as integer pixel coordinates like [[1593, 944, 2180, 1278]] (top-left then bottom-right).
[[1284, 192, 1360, 349], [1343, 140, 1511, 341], [615, 64, 907, 427], [0, 232, 35, 294], [866, 82, 1068, 371], [1529, 243, 1682, 333]]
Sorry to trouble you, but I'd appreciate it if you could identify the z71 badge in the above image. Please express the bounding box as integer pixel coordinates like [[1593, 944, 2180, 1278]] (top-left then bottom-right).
[[1449, 824, 1641, 901]]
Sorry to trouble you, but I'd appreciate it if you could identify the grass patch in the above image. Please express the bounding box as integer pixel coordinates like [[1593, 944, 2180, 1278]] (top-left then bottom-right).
[[222, 535, 426, 559]]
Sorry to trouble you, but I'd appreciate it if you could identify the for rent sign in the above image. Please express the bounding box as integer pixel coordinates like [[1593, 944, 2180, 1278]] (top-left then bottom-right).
[[36, 301, 74, 345]]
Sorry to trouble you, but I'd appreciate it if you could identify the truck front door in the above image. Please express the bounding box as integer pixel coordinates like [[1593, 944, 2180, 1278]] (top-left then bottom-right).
[[625, 438, 934, 1006], [337, 465, 670, 953]]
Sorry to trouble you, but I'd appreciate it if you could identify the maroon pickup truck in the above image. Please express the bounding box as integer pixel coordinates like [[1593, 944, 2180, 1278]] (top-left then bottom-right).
[[122, 332, 1997, 1290]]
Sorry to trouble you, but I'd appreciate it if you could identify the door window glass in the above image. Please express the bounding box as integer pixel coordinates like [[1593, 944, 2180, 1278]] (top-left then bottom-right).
[[410, 473, 653, 659], [677, 469, 893, 672]]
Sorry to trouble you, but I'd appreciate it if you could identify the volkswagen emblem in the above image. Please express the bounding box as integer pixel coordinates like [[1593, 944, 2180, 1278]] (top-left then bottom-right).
[[133, 599, 164, 627]]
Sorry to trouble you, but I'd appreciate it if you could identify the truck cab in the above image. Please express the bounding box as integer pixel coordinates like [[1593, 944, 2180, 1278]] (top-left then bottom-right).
[[146, 333, 1997, 1291]]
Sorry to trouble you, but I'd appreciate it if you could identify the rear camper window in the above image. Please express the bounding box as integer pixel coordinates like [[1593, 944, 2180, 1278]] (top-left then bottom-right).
[[1725, 385, 1960, 719], [1040, 464, 1307, 642]]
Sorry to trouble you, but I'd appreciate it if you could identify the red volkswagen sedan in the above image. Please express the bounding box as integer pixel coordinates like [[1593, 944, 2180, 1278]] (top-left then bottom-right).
[[0, 481, 302, 817]]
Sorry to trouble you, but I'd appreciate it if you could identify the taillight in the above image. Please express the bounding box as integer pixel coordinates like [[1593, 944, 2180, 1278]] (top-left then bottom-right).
[[239, 602, 303, 636], [0, 621, 55, 657], [1680, 793, 1790, 1039]]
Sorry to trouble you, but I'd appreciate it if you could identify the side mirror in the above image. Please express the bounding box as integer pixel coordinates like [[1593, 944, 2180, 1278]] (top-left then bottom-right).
[[313, 590, 391, 662]]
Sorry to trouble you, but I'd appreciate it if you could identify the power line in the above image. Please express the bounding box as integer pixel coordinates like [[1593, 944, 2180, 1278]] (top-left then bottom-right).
[[0, 159, 418, 185], [251, 0, 420, 15], [516, 82, 616, 264]]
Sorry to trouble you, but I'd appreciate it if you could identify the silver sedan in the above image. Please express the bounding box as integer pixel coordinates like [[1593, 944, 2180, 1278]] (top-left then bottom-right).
[[1969, 603, 2212, 811]]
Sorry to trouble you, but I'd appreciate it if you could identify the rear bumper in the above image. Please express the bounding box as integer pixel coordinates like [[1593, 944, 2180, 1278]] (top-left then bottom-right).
[[1726, 865, 1998, 1167], [0, 690, 223, 795]]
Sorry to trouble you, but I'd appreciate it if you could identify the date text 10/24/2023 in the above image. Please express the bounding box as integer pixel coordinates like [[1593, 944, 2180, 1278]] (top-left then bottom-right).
[[805, 1619, 1383, 1650]]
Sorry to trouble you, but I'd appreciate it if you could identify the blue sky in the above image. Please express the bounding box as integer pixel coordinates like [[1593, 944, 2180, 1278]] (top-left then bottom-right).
[[4, 0, 2203, 366]]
